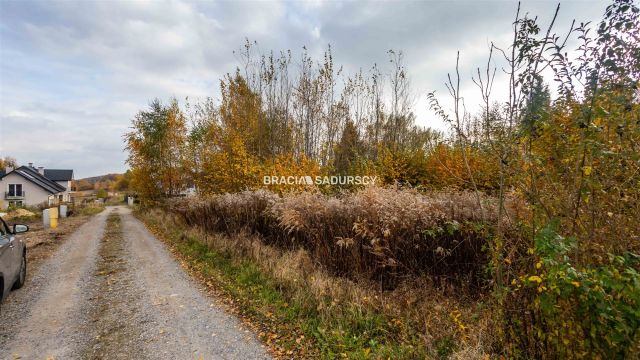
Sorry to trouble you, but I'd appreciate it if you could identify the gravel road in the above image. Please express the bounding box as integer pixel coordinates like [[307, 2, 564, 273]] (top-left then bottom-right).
[[0, 206, 272, 360]]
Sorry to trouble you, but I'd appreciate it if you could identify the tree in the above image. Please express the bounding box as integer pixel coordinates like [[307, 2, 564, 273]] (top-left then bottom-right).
[[125, 99, 187, 202], [521, 74, 551, 136], [333, 120, 364, 175], [0, 156, 17, 170], [96, 188, 108, 199], [74, 179, 93, 191], [114, 170, 131, 191], [197, 74, 264, 194]]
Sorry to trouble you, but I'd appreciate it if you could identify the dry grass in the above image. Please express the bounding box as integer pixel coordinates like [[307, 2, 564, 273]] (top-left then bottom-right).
[[172, 186, 511, 289]]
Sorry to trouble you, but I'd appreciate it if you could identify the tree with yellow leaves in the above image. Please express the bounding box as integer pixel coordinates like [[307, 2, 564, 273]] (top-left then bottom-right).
[[196, 73, 265, 194], [125, 99, 187, 202]]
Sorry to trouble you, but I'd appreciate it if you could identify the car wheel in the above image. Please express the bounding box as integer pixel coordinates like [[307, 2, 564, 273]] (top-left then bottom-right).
[[12, 254, 26, 290]]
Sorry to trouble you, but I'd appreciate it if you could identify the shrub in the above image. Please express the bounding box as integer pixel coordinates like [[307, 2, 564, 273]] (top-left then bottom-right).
[[505, 221, 640, 359], [173, 189, 280, 236]]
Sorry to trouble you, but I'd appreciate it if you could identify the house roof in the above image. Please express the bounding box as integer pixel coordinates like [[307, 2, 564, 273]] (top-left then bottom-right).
[[2, 166, 67, 194], [44, 169, 74, 181]]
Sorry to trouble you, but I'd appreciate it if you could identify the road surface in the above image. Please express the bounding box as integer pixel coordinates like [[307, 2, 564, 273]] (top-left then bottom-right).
[[0, 206, 271, 360]]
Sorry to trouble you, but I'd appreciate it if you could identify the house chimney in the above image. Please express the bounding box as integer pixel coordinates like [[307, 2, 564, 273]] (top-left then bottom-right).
[[38, 166, 45, 175], [28, 162, 33, 168]]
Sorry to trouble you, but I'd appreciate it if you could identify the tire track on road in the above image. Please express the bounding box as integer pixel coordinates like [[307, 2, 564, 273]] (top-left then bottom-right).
[[83, 209, 146, 359]]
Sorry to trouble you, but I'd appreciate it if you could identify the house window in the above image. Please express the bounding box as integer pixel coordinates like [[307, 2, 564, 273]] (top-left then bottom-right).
[[8, 184, 23, 196], [9, 200, 24, 208]]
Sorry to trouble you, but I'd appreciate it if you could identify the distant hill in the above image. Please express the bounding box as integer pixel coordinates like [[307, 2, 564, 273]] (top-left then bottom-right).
[[75, 172, 130, 191], [80, 173, 121, 184]]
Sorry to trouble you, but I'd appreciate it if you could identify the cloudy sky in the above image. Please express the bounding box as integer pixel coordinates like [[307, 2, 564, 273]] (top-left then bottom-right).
[[0, 0, 606, 178]]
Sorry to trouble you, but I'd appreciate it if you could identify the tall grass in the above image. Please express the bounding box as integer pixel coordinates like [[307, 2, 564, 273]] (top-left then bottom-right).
[[172, 186, 512, 289]]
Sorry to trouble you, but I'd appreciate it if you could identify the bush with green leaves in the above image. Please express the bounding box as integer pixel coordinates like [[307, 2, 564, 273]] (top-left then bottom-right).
[[507, 221, 640, 359]]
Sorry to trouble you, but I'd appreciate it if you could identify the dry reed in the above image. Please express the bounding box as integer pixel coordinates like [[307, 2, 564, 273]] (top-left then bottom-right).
[[172, 186, 509, 289]]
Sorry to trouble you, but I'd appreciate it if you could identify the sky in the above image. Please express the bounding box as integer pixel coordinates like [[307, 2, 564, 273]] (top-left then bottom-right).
[[0, 0, 607, 178]]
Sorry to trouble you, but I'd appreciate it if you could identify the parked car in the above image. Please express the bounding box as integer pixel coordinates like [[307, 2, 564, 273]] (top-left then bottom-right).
[[0, 216, 28, 303]]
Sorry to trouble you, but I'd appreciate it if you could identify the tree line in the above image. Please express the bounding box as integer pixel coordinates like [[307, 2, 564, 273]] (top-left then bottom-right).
[[125, 44, 444, 198]]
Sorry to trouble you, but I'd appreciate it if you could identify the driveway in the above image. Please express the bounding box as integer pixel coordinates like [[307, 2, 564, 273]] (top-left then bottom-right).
[[0, 206, 271, 360]]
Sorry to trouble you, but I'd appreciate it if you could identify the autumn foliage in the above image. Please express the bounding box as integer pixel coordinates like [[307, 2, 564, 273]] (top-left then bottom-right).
[[171, 187, 509, 289]]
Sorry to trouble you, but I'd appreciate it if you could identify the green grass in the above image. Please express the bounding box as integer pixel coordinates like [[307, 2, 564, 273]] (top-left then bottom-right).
[[75, 205, 105, 217], [139, 210, 429, 359]]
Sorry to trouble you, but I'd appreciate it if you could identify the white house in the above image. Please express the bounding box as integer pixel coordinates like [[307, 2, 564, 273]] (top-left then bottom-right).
[[0, 164, 73, 209], [43, 169, 74, 202]]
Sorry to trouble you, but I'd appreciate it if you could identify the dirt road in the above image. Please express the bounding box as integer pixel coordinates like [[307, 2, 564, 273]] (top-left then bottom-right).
[[0, 206, 271, 360]]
